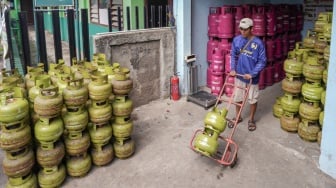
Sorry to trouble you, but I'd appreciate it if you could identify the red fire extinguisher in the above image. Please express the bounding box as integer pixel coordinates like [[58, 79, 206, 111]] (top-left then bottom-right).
[[170, 73, 180, 101]]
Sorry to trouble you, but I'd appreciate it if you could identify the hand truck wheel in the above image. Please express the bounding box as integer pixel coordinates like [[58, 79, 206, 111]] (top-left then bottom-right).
[[230, 153, 238, 168]]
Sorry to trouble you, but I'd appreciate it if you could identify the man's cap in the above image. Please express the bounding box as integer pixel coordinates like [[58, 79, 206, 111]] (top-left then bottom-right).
[[239, 18, 253, 29]]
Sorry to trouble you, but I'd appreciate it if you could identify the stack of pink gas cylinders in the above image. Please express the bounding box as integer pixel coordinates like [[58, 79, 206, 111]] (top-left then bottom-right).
[[207, 4, 304, 93]]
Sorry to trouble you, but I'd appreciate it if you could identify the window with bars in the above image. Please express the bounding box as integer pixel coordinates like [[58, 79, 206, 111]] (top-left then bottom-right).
[[90, 0, 122, 28], [110, 0, 123, 29]]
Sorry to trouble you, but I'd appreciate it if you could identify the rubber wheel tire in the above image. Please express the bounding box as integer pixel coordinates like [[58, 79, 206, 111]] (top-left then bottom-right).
[[230, 154, 238, 168]]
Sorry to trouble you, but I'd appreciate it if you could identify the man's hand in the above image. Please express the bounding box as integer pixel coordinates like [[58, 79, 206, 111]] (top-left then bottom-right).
[[229, 71, 236, 76], [243, 74, 252, 79]]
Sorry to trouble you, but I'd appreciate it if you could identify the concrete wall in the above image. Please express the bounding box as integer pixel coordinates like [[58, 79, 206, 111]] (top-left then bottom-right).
[[93, 28, 176, 107]]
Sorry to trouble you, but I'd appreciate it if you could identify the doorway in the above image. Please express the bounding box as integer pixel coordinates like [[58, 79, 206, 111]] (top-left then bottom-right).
[[145, 0, 172, 27]]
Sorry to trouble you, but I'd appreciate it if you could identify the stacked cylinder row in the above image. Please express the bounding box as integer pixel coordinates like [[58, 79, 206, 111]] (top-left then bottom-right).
[[207, 4, 303, 95], [0, 78, 37, 188], [272, 12, 332, 144], [0, 53, 135, 187], [208, 4, 303, 38]]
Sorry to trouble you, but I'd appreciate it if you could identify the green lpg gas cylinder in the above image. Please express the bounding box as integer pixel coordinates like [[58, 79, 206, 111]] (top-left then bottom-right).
[[113, 138, 135, 159], [301, 82, 324, 102], [66, 153, 92, 177], [298, 119, 320, 142], [88, 122, 113, 146], [88, 71, 112, 101], [112, 116, 133, 140], [36, 141, 65, 168], [63, 105, 89, 134], [25, 66, 44, 91], [280, 112, 300, 132], [6, 172, 37, 188], [34, 117, 64, 149], [194, 128, 219, 157], [283, 58, 303, 76], [91, 143, 114, 166], [281, 74, 302, 95], [112, 77, 133, 95], [34, 86, 63, 118], [28, 75, 51, 104], [63, 77, 88, 107], [3, 147, 35, 178], [0, 118, 31, 151], [303, 63, 325, 82], [319, 111, 324, 128], [321, 90, 326, 105], [272, 97, 284, 118], [64, 131, 91, 156], [203, 107, 228, 133], [38, 165, 66, 188], [299, 102, 321, 121], [112, 96, 133, 116], [88, 100, 112, 124], [280, 93, 301, 113], [0, 87, 29, 123], [322, 69, 328, 85]]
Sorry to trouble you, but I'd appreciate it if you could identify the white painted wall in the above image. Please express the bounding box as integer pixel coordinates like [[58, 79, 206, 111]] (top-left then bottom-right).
[[319, 2, 336, 180], [174, 0, 191, 95]]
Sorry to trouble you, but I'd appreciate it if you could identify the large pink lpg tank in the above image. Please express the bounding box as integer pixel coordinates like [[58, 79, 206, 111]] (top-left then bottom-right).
[[217, 6, 234, 38]]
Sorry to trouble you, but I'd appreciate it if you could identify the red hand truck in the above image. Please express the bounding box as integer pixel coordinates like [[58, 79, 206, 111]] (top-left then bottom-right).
[[189, 74, 252, 167]]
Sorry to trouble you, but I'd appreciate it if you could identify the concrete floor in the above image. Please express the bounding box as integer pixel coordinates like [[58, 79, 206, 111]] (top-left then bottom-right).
[[1, 82, 336, 187]]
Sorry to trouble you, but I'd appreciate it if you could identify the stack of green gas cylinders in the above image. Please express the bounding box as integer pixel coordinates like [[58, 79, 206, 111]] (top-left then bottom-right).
[[193, 107, 228, 157], [0, 51, 137, 186], [63, 75, 92, 177], [273, 11, 332, 145], [0, 70, 37, 188]]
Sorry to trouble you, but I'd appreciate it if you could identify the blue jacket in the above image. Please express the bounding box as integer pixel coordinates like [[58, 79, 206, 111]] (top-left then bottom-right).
[[230, 35, 267, 84]]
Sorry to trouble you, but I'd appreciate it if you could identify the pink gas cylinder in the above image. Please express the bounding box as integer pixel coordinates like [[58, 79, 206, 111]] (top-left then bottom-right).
[[274, 35, 283, 59], [296, 5, 304, 31], [207, 37, 219, 64], [296, 32, 302, 42], [273, 61, 282, 83], [208, 7, 220, 37], [234, 6, 244, 36], [210, 73, 224, 95], [224, 50, 232, 73], [279, 59, 286, 80], [289, 7, 297, 32], [276, 8, 283, 34], [281, 5, 289, 32], [266, 5, 276, 36], [218, 39, 232, 55], [242, 4, 253, 18], [207, 67, 212, 88], [266, 37, 275, 62], [265, 64, 274, 86], [258, 68, 266, 90], [288, 33, 296, 51], [282, 33, 289, 57], [217, 6, 234, 39], [210, 48, 225, 74], [224, 74, 235, 97], [252, 6, 266, 36]]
